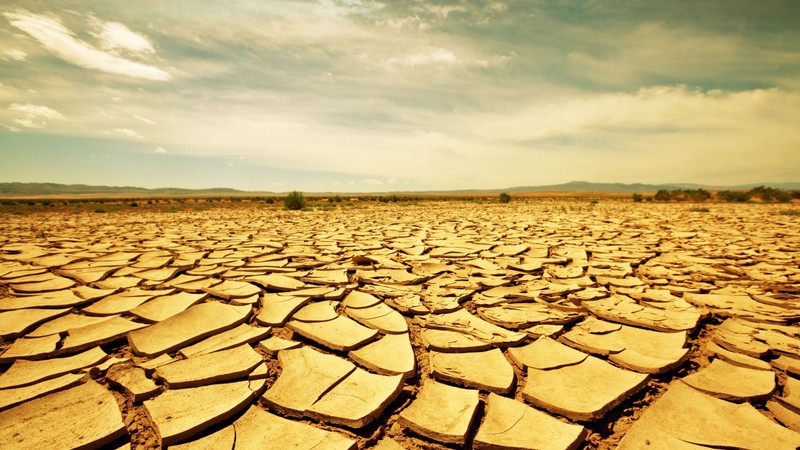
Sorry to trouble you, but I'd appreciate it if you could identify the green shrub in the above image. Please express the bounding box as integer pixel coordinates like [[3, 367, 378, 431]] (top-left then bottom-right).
[[654, 190, 671, 202], [632, 193, 643, 203], [283, 191, 306, 210], [499, 192, 511, 203], [690, 207, 710, 213], [717, 190, 749, 202]]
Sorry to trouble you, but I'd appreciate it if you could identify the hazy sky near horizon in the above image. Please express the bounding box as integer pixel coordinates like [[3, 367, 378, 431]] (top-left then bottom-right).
[[1, 1, 799, 192]]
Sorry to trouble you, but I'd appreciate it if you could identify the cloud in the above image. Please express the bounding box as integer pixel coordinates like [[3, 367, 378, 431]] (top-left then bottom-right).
[[414, 3, 467, 18], [8, 103, 63, 128], [90, 19, 155, 55], [2, 49, 26, 61], [113, 128, 143, 138], [385, 48, 457, 67], [473, 85, 797, 142], [362, 179, 384, 186], [134, 115, 155, 125], [3, 9, 170, 81], [154, 146, 167, 154]]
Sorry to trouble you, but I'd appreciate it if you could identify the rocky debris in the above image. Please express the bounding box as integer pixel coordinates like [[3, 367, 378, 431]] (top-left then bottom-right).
[[106, 363, 160, 402]]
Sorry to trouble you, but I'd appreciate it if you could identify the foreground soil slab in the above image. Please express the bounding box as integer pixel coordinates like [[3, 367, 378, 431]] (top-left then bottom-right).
[[619, 381, 800, 449], [474, 393, 587, 450], [522, 343, 649, 421], [262, 346, 355, 416], [429, 348, 515, 393], [233, 406, 356, 450], [398, 380, 480, 444], [128, 302, 251, 357], [144, 378, 262, 446], [0, 380, 126, 449]]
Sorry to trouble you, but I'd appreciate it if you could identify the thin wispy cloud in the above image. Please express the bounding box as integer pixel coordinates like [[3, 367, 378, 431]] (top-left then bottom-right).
[[2, 49, 26, 61], [8, 103, 63, 128], [113, 128, 143, 139], [3, 9, 170, 81]]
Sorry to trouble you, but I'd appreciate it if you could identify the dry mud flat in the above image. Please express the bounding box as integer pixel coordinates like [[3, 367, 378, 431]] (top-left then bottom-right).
[[0, 200, 799, 449]]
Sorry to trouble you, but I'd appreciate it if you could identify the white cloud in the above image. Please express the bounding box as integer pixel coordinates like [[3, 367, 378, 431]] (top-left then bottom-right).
[[154, 146, 168, 154], [91, 19, 155, 55], [385, 48, 457, 67], [2, 49, 27, 61], [134, 114, 155, 125], [415, 3, 467, 18], [3, 9, 170, 81], [8, 103, 63, 128], [363, 179, 383, 185], [113, 128, 143, 138]]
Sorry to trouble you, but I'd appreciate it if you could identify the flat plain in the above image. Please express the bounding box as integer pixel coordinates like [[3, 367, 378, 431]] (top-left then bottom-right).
[[1, 199, 799, 449]]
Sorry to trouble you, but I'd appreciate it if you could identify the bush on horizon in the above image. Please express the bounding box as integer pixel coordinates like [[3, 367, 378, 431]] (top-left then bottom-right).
[[632, 193, 643, 202], [499, 192, 511, 203], [284, 191, 306, 210]]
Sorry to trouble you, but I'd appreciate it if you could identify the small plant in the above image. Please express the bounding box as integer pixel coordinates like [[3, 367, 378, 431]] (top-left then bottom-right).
[[689, 207, 710, 213], [130, 202, 139, 207], [499, 192, 511, 204], [632, 193, 643, 203], [283, 191, 306, 210], [779, 210, 800, 216], [265, 197, 276, 204]]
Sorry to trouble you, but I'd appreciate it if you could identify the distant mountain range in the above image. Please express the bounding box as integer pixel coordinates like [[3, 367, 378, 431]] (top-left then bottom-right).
[[0, 183, 242, 197], [1, 181, 798, 197]]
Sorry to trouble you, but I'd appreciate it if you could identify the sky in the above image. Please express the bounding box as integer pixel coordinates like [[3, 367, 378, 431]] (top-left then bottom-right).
[[1, 0, 799, 192]]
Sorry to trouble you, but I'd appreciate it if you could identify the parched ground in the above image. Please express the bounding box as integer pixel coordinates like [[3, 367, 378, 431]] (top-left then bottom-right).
[[1, 200, 799, 449]]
